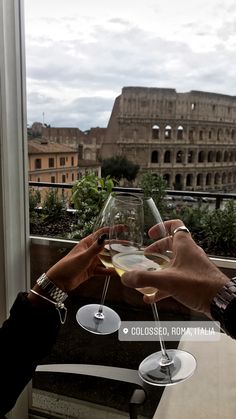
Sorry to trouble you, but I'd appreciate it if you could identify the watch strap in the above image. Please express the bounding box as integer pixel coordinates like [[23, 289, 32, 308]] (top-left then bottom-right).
[[210, 277, 236, 336], [37, 273, 68, 307]]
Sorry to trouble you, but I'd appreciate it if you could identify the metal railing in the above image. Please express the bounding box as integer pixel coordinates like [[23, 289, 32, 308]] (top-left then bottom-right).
[[29, 180, 236, 209]]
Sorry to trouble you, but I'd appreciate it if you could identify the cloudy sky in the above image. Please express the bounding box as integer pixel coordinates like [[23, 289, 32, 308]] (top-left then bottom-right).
[[25, 0, 236, 130]]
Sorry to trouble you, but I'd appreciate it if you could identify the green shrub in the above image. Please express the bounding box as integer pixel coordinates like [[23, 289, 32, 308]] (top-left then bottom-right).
[[202, 200, 236, 256], [140, 172, 167, 216], [29, 188, 41, 212], [70, 172, 115, 239], [170, 200, 236, 257], [42, 188, 66, 219]]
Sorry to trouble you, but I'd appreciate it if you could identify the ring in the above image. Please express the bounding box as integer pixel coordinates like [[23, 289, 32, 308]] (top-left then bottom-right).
[[173, 226, 190, 236]]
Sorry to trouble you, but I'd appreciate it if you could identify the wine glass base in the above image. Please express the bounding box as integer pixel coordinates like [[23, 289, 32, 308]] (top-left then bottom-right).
[[139, 349, 196, 386], [76, 304, 121, 335]]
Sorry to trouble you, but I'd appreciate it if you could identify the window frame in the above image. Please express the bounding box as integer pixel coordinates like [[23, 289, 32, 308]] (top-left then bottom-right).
[[0, 0, 30, 416]]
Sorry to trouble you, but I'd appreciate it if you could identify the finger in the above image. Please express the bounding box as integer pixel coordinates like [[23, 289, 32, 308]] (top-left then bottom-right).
[[149, 219, 184, 239], [78, 235, 107, 264], [145, 236, 174, 254], [93, 227, 110, 240]]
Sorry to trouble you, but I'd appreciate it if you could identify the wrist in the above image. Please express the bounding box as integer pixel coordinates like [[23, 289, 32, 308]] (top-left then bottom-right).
[[28, 273, 68, 324], [210, 277, 236, 337]]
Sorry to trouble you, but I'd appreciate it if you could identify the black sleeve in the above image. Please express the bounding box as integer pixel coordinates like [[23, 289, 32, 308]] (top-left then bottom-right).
[[0, 292, 61, 416], [222, 298, 236, 340]]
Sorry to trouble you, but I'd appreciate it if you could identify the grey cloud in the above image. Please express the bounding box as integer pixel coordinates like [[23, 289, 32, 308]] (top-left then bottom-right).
[[27, 94, 113, 130], [26, 17, 236, 129]]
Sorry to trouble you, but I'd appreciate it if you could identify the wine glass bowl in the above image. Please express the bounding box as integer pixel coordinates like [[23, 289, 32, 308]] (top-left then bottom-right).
[[109, 194, 196, 385]]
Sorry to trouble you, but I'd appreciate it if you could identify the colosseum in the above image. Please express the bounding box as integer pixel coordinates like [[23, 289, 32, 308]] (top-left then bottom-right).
[[101, 87, 236, 191]]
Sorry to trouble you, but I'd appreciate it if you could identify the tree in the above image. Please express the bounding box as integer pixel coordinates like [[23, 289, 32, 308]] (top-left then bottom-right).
[[101, 156, 139, 182]]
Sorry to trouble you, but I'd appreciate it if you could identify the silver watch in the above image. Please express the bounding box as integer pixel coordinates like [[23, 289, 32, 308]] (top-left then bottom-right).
[[210, 277, 236, 333], [37, 273, 68, 307]]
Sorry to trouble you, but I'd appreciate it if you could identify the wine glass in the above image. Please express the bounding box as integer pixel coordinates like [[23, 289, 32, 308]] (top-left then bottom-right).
[[76, 192, 135, 335], [110, 195, 197, 386]]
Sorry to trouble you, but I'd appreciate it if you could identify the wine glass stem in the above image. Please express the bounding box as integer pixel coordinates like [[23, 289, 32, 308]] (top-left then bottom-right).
[[151, 303, 173, 366], [94, 275, 111, 319]]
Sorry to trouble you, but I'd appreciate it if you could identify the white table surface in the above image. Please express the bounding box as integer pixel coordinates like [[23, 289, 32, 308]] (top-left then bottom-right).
[[153, 332, 236, 419]]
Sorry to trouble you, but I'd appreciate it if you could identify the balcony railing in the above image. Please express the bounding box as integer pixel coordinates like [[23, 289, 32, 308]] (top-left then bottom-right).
[[29, 180, 236, 209]]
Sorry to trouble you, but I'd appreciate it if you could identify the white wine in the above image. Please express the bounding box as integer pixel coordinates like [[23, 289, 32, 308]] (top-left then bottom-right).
[[112, 250, 170, 296], [98, 246, 113, 269]]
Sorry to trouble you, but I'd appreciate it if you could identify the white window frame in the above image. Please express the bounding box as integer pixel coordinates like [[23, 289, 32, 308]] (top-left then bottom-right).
[[0, 0, 30, 417]]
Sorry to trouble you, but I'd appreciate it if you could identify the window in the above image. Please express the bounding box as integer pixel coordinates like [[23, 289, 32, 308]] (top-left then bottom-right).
[[48, 157, 54, 168], [35, 158, 41, 169], [164, 125, 172, 139], [152, 125, 160, 139], [186, 174, 193, 187], [78, 145, 83, 159], [62, 174, 66, 182], [51, 176, 55, 183], [72, 173, 74, 181], [177, 125, 183, 140], [176, 150, 183, 163], [71, 156, 74, 166], [198, 151, 204, 163], [164, 150, 171, 163], [60, 157, 66, 166], [188, 151, 193, 163]]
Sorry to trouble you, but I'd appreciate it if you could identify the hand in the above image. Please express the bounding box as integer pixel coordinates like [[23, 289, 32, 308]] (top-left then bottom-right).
[[46, 230, 114, 292], [121, 219, 229, 318]]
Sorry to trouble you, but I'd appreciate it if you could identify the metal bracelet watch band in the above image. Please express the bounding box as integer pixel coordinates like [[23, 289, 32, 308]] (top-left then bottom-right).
[[37, 273, 68, 308], [210, 277, 236, 334]]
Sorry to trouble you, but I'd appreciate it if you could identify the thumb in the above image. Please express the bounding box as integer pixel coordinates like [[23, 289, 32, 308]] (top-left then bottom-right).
[[121, 269, 172, 293]]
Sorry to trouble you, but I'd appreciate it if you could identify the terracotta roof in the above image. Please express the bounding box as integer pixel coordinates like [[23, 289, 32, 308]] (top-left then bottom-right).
[[28, 139, 77, 154]]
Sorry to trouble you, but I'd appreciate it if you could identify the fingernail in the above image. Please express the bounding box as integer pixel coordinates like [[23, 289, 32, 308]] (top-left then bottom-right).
[[97, 233, 107, 245]]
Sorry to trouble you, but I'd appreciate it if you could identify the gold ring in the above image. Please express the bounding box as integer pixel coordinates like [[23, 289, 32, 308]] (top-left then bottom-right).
[[173, 226, 190, 235]]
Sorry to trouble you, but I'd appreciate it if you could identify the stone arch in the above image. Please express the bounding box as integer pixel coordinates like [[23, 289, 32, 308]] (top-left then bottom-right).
[[222, 172, 227, 184], [151, 150, 158, 163], [164, 150, 171, 163], [208, 151, 214, 162], [197, 173, 203, 186], [175, 173, 182, 189], [216, 151, 222, 162], [214, 172, 220, 185], [163, 173, 170, 187], [206, 173, 211, 186], [198, 150, 205, 163], [188, 150, 194, 163], [176, 150, 183, 163], [186, 173, 193, 187], [217, 128, 223, 140]]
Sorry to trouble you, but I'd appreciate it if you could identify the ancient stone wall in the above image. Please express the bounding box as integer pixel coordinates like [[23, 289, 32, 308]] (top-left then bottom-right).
[[101, 87, 236, 191]]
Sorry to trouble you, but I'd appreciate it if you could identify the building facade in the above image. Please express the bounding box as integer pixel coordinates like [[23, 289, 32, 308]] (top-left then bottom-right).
[[101, 87, 236, 191], [28, 139, 79, 184], [29, 124, 103, 178]]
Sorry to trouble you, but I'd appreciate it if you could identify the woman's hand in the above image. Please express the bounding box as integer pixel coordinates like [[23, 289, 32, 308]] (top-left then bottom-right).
[[46, 230, 114, 292], [121, 219, 229, 318]]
